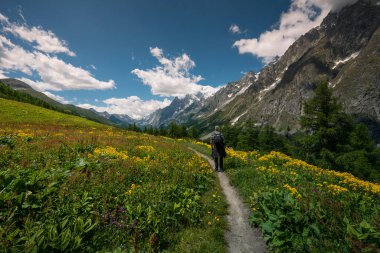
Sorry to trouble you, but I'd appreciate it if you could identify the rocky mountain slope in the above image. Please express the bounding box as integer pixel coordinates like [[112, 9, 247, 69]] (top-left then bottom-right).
[[143, 72, 255, 127], [166, 0, 380, 141], [142, 92, 206, 126]]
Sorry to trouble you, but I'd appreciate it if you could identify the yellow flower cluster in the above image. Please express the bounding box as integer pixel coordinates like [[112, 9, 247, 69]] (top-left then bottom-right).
[[283, 156, 380, 196], [258, 151, 292, 163], [17, 130, 33, 139], [257, 166, 280, 174], [339, 175, 380, 195], [186, 155, 213, 175], [93, 146, 128, 160], [194, 141, 211, 149], [136, 145, 155, 152], [129, 156, 150, 164], [258, 151, 380, 196], [283, 184, 301, 199], [226, 147, 248, 161], [327, 184, 348, 195], [105, 128, 120, 137]]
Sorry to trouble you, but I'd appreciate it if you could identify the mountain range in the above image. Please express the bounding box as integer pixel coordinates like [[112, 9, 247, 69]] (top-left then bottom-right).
[[143, 0, 380, 141], [2, 0, 380, 142]]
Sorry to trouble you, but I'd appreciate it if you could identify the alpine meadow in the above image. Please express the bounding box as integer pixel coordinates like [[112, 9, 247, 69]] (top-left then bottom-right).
[[1, 0, 380, 252]]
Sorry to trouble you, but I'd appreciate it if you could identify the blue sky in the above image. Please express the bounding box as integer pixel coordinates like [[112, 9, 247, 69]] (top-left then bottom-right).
[[0, 0, 353, 119]]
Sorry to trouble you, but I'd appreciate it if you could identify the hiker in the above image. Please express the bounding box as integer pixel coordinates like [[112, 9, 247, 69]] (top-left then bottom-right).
[[211, 126, 226, 172]]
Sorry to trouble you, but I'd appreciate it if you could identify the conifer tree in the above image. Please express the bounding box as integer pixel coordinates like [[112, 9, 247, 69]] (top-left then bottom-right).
[[300, 81, 354, 154]]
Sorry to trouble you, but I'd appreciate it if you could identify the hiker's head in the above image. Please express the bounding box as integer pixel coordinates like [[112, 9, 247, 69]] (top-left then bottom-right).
[[215, 126, 220, 131]]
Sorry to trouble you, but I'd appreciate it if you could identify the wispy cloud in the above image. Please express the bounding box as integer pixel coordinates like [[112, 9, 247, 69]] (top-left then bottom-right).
[[2, 14, 75, 56], [78, 96, 171, 119], [229, 24, 242, 34], [0, 12, 115, 91], [131, 47, 220, 98], [233, 0, 358, 64]]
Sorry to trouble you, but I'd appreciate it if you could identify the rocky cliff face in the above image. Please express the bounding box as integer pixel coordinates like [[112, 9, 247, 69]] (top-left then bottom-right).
[[179, 0, 380, 140]]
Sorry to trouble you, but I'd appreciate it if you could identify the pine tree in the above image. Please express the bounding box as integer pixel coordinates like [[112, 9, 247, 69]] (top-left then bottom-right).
[[300, 81, 354, 154]]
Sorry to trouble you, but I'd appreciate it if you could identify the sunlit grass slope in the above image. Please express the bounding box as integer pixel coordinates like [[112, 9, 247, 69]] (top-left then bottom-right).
[[0, 99, 227, 252], [0, 98, 104, 127]]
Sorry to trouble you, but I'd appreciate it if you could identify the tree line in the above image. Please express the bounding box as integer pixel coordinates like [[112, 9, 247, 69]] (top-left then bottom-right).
[[126, 122, 200, 139]]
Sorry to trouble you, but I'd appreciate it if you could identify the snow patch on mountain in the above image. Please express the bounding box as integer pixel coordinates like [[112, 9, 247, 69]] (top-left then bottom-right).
[[254, 72, 260, 81], [231, 110, 248, 125], [332, 51, 360, 69], [258, 78, 281, 101]]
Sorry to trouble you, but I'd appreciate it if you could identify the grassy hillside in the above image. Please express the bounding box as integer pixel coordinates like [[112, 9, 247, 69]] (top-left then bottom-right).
[[0, 99, 227, 252], [0, 80, 115, 126], [0, 98, 105, 127]]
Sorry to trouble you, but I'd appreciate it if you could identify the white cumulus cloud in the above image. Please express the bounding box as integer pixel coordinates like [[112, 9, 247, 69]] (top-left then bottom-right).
[[229, 24, 242, 34], [77, 96, 171, 120], [233, 0, 358, 64], [131, 47, 220, 98], [0, 13, 115, 91]]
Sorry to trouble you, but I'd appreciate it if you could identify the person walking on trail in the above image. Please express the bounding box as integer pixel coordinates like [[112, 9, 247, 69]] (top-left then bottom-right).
[[211, 126, 226, 172]]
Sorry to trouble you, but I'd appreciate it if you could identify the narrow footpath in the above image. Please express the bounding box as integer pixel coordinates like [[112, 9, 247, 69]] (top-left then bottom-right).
[[189, 148, 267, 253]]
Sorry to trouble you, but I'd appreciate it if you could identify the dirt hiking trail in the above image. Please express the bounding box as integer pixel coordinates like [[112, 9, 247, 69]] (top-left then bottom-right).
[[190, 148, 267, 253]]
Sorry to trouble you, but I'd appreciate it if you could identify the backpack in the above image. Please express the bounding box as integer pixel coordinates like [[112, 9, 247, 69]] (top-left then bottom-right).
[[213, 133, 224, 148]]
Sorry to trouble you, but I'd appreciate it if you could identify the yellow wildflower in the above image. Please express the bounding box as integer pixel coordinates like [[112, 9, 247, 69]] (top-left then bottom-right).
[[327, 184, 348, 195], [283, 184, 301, 199]]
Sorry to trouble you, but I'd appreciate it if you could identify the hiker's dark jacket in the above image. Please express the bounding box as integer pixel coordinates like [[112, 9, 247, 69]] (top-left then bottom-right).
[[210, 131, 226, 158]]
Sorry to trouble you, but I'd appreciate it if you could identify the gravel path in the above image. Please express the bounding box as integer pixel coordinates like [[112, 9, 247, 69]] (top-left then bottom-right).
[[190, 148, 267, 253]]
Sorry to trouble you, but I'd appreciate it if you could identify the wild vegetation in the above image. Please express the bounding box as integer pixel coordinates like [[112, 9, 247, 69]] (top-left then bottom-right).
[[0, 99, 227, 252], [190, 142, 380, 252], [2, 80, 380, 252]]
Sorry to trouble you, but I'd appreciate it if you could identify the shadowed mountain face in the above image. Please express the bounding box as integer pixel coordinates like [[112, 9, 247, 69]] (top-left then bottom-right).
[[156, 0, 380, 141]]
